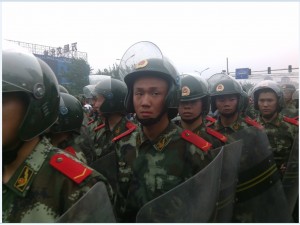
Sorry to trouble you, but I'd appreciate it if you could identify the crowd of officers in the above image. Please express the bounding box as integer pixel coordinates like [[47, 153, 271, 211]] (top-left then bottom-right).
[[2, 41, 299, 223]]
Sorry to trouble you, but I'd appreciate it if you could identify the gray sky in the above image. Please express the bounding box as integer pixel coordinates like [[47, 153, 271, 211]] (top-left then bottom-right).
[[2, 2, 299, 77]]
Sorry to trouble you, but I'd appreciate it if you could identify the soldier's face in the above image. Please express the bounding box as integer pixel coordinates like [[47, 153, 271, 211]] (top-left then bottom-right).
[[258, 91, 278, 118], [283, 89, 293, 102], [93, 94, 105, 114], [215, 94, 238, 116], [2, 93, 27, 148], [178, 99, 202, 120], [133, 76, 168, 120]]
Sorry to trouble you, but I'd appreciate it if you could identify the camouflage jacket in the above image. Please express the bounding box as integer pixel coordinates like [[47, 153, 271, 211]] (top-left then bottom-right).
[[115, 122, 213, 222], [281, 102, 298, 118], [2, 136, 113, 222], [256, 113, 298, 171], [208, 114, 256, 143], [93, 117, 133, 159]]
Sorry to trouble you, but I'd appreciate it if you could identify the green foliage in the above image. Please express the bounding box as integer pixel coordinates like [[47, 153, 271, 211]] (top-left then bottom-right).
[[62, 58, 91, 95], [95, 63, 121, 80]]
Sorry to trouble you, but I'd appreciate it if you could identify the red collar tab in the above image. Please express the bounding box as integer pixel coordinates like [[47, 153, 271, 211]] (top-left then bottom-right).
[[283, 116, 299, 126], [94, 123, 105, 132], [206, 127, 228, 143], [244, 116, 264, 130], [181, 129, 212, 152], [50, 153, 92, 184], [87, 119, 95, 125], [112, 121, 137, 142], [206, 115, 217, 123]]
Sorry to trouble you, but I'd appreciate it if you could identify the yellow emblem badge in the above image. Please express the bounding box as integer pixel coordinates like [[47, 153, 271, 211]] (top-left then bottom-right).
[[135, 59, 148, 69], [181, 86, 191, 96], [216, 84, 224, 92], [155, 137, 167, 151], [14, 165, 33, 192]]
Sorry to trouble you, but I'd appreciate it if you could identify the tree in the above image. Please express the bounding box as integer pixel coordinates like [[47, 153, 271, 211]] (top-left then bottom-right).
[[95, 63, 121, 80], [62, 58, 91, 95]]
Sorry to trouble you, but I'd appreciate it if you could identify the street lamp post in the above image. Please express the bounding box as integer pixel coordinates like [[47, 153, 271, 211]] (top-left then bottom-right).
[[195, 67, 210, 76]]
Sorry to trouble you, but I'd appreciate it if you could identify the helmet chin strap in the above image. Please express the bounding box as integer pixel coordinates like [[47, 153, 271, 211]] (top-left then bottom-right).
[[181, 113, 202, 124], [136, 107, 168, 127]]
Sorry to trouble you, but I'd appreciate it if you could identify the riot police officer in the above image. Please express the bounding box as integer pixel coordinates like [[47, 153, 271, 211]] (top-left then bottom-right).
[[281, 83, 298, 117], [252, 80, 298, 176], [208, 76, 263, 140], [2, 45, 113, 222], [115, 41, 213, 222], [91, 77, 136, 159], [178, 74, 225, 148], [48, 92, 88, 163]]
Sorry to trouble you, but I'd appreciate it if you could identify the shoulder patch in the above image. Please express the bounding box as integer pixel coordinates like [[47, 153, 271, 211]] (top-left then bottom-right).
[[244, 116, 264, 130], [181, 129, 212, 152], [50, 153, 92, 184], [206, 127, 228, 143], [283, 116, 299, 126], [112, 121, 136, 142], [94, 123, 105, 132]]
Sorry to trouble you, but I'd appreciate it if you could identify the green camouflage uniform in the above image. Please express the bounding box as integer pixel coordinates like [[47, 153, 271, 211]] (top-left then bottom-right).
[[208, 113, 253, 143], [93, 117, 131, 159], [256, 113, 298, 176], [2, 136, 113, 223], [281, 101, 299, 118], [73, 118, 103, 165], [114, 122, 213, 222], [244, 102, 259, 119]]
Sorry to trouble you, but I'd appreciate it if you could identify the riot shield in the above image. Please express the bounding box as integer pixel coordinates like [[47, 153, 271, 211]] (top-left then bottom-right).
[[56, 182, 116, 222], [135, 147, 224, 223], [90, 151, 118, 192], [231, 127, 292, 222], [210, 139, 243, 222], [282, 134, 299, 216]]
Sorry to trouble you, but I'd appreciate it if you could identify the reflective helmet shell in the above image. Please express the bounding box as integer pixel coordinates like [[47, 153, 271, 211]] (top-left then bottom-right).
[[210, 78, 244, 113], [59, 85, 69, 94], [51, 93, 84, 134], [252, 80, 284, 111], [180, 74, 210, 115], [83, 84, 96, 99], [93, 77, 127, 114], [2, 47, 60, 141], [281, 83, 296, 93]]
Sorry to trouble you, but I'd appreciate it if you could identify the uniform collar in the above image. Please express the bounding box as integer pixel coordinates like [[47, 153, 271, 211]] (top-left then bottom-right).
[[136, 122, 178, 151], [215, 114, 244, 132], [258, 113, 282, 127]]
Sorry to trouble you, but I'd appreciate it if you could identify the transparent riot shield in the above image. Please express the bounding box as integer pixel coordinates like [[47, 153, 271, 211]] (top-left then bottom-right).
[[56, 182, 116, 222], [282, 134, 299, 216], [231, 127, 292, 222], [210, 139, 243, 222], [135, 147, 224, 223], [90, 151, 118, 192], [118, 41, 164, 81]]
